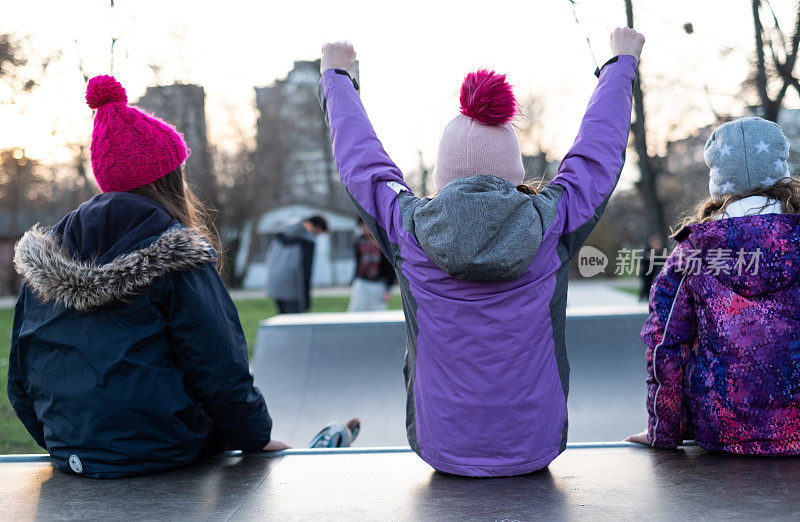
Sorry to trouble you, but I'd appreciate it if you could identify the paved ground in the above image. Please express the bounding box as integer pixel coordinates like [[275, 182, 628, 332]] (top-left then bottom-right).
[[565, 278, 643, 309], [0, 278, 643, 309], [3, 445, 799, 520], [238, 278, 645, 310]]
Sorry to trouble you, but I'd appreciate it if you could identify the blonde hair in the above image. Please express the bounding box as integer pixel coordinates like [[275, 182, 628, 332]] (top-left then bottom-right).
[[674, 177, 800, 236]]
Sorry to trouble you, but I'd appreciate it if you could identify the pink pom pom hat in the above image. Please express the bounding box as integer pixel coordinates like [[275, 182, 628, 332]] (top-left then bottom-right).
[[86, 75, 190, 193], [433, 69, 524, 190]]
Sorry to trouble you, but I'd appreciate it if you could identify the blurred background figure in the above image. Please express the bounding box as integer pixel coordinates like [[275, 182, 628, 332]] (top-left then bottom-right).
[[265, 215, 328, 314], [639, 234, 664, 301], [348, 218, 395, 311]]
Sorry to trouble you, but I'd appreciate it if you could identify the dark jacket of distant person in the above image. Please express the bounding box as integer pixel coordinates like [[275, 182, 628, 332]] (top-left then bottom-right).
[[265, 221, 316, 312]]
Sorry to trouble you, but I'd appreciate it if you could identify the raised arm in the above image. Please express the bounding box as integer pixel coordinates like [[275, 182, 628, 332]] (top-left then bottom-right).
[[541, 28, 643, 253], [318, 41, 412, 263]]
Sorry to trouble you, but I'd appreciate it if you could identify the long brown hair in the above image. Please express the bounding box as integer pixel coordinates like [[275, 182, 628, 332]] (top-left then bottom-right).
[[130, 166, 222, 270], [675, 177, 800, 235], [515, 180, 542, 195]]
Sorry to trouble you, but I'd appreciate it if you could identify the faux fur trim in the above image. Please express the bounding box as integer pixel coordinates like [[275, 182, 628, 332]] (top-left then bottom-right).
[[14, 225, 216, 311]]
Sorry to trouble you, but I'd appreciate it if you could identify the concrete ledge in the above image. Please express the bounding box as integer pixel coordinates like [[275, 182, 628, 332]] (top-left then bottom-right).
[[0, 441, 701, 463], [1, 444, 797, 520]]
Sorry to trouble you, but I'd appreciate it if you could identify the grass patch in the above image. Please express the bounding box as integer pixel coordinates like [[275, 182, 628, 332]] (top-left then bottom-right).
[[615, 285, 640, 297], [0, 306, 33, 455], [0, 295, 402, 455]]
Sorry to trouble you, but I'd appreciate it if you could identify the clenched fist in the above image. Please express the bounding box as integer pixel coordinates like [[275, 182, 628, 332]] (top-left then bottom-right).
[[321, 41, 357, 74], [610, 27, 645, 61]]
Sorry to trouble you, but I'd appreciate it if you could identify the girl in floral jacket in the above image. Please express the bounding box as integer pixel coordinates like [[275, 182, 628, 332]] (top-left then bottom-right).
[[629, 117, 800, 455]]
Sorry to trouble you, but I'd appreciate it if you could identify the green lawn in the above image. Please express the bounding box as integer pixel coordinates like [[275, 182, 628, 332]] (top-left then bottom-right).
[[615, 285, 640, 297], [0, 306, 28, 455], [0, 295, 402, 455]]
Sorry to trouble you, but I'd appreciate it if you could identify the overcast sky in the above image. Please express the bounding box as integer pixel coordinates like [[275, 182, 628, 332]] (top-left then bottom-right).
[[2, 0, 799, 188]]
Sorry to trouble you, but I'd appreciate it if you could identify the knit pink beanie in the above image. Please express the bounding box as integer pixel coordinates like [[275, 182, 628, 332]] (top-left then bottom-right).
[[86, 75, 189, 193], [433, 70, 524, 190]]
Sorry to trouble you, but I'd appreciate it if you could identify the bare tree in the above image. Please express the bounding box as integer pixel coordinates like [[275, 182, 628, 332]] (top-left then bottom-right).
[[214, 91, 298, 285], [516, 94, 555, 182], [0, 35, 26, 77], [624, 0, 668, 242], [215, 141, 259, 286], [750, 0, 800, 122], [0, 34, 59, 104], [417, 150, 431, 197], [402, 150, 433, 196], [0, 34, 63, 236], [516, 94, 548, 156]]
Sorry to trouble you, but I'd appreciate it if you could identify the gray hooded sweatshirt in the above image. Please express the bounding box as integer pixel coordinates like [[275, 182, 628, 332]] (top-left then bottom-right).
[[412, 176, 547, 281]]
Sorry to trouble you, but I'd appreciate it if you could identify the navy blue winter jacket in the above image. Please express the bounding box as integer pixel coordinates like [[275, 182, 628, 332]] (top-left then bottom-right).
[[7, 192, 272, 478]]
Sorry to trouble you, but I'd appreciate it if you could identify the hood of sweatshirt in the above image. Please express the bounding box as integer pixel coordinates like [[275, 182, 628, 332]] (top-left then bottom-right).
[[411, 175, 543, 282], [14, 192, 215, 311]]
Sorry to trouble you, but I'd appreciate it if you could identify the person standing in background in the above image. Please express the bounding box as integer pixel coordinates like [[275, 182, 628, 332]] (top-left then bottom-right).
[[265, 215, 328, 314], [349, 218, 396, 311]]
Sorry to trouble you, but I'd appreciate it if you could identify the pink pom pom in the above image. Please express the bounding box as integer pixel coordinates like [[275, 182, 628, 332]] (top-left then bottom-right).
[[86, 75, 127, 109], [459, 70, 517, 125]]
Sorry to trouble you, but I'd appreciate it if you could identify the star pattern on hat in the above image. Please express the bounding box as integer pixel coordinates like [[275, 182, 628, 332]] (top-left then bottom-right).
[[755, 140, 770, 154], [718, 143, 732, 157], [718, 181, 736, 194], [773, 159, 784, 171]]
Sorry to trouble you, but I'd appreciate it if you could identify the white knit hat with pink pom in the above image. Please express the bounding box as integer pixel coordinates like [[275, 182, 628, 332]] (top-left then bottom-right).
[[433, 70, 524, 190]]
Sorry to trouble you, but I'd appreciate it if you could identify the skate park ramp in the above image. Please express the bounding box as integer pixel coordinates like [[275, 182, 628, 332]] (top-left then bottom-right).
[[252, 306, 650, 447]]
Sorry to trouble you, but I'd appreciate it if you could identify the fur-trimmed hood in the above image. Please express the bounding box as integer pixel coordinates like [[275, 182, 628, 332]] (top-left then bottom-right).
[[14, 226, 215, 311]]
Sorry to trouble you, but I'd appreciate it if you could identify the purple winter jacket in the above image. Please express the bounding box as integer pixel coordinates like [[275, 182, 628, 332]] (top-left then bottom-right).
[[643, 214, 800, 455], [319, 56, 637, 476]]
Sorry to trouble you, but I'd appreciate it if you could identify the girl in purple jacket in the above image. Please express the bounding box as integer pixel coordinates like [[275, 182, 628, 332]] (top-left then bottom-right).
[[319, 29, 644, 476], [629, 117, 800, 455]]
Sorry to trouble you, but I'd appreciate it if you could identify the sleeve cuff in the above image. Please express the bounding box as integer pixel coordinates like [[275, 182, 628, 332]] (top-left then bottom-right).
[[648, 432, 681, 448], [594, 54, 639, 78], [321, 68, 359, 91]]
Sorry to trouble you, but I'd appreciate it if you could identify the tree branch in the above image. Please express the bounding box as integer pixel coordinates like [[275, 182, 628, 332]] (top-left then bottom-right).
[[753, 0, 772, 106], [765, 0, 789, 57]]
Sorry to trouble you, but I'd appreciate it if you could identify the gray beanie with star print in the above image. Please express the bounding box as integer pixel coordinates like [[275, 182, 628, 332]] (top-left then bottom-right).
[[703, 116, 790, 198]]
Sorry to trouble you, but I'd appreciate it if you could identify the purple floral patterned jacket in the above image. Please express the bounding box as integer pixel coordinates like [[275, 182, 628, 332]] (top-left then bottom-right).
[[642, 214, 800, 455]]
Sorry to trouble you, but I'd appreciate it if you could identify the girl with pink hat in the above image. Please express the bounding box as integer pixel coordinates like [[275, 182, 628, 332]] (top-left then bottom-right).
[[319, 28, 644, 476], [8, 75, 287, 478]]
